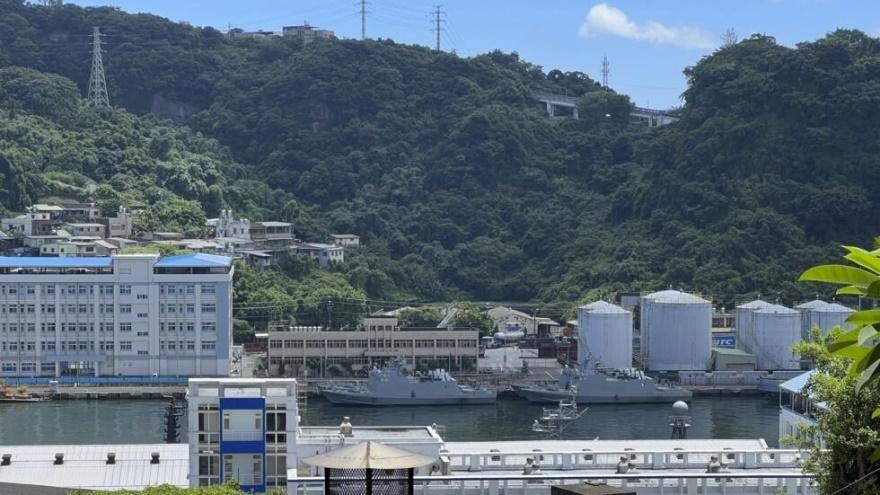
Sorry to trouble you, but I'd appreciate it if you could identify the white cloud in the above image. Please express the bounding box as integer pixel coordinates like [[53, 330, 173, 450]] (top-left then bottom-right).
[[578, 3, 717, 49]]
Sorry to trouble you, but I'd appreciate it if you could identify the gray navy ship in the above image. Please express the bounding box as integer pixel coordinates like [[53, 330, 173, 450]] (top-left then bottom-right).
[[319, 358, 497, 406], [513, 363, 692, 404]]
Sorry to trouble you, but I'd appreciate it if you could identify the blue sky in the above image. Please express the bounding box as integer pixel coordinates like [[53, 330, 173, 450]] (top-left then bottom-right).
[[69, 0, 879, 108]]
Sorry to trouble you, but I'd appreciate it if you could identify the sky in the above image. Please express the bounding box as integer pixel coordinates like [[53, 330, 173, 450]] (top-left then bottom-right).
[[68, 0, 880, 108]]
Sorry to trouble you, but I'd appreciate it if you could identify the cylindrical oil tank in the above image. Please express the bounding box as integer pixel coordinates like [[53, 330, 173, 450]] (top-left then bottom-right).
[[796, 300, 829, 340], [576, 301, 633, 369], [641, 290, 712, 371], [735, 300, 771, 354], [812, 302, 854, 335], [752, 304, 801, 370]]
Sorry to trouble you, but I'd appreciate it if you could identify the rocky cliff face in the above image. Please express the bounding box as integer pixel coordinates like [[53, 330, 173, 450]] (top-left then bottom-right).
[[150, 94, 198, 122]]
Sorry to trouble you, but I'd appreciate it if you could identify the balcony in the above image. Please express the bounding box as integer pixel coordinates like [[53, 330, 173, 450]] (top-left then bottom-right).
[[222, 429, 263, 442]]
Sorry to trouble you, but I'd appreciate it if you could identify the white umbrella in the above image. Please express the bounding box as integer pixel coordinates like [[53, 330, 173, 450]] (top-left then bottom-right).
[[304, 441, 435, 470]]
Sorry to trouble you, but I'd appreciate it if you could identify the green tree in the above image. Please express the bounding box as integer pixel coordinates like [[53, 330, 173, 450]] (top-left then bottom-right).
[[449, 302, 493, 336], [398, 307, 442, 328]]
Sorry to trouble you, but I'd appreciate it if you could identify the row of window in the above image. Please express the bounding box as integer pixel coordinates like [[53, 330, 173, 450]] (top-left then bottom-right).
[[268, 339, 474, 349], [0, 303, 217, 315], [0, 321, 217, 333], [0, 340, 217, 353], [0, 284, 218, 296], [0, 362, 56, 373], [161, 303, 215, 314]]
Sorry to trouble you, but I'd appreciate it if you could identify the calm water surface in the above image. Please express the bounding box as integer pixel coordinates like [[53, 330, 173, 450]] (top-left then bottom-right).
[[0, 396, 780, 446]]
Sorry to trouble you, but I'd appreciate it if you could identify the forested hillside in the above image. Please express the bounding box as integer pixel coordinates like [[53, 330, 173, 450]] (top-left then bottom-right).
[[1, 0, 877, 310]]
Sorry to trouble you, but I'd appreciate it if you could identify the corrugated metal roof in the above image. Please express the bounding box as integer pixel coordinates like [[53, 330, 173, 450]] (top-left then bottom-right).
[[0, 257, 112, 268], [257, 221, 292, 227], [0, 444, 188, 491], [643, 289, 709, 304], [154, 253, 232, 268], [579, 301, 629, 314], [795, 300, 829, 310], [736, 299, 771, 309], [754, 304, 798, 315], [779, 370, 816, 394], [816, 302, 854, 314]]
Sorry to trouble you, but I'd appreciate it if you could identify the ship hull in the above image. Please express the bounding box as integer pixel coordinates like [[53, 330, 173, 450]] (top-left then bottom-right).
[[321, 388, 496, 406], [512, 384, 692, 404]]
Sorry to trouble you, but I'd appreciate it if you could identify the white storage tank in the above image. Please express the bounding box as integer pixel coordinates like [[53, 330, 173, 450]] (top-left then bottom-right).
[[576, 301, 633, 369], [735, 300, 772, 354], [752, 304, 801, 370], [812, 302, 854, 335], [641, 290, 712, 371], [796, 300, 828, 340]]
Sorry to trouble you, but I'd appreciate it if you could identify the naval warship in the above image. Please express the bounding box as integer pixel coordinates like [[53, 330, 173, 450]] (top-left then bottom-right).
[[513, 362, 692, 404], [319, 358, 497, 406]]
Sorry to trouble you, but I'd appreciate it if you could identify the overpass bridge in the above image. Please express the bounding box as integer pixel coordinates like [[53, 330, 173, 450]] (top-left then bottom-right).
[[533, 90, 679, 127]]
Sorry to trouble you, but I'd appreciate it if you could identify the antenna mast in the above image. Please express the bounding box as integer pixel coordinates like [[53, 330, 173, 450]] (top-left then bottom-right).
[[360, 0, 368, 40], [433, 5, 444, 51], [87, 26, 109, 107], [601, 55, 610, 88]]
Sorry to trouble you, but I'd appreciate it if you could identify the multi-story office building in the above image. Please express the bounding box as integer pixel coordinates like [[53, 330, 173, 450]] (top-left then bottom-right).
[[0, 253, 234, 377], [267, 316, 480, 377], [187, 378, 297, 491]]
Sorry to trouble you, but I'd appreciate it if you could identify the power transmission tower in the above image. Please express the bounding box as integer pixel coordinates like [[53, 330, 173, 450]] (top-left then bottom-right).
[[433, 5, 445, 51], [360, 0, 369, 40], [87, 26, 109, 107], [721, 28, 738, 47], [601, 55, 610, 88]]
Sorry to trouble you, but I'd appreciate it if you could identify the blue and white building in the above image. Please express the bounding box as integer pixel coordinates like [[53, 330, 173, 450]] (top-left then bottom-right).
[[187, 378, 298, 491], [0, 253, 233, 377], [779, 370, 824, 447]]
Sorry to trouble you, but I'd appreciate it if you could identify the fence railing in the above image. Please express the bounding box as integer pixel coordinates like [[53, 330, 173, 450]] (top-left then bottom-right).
[[1, 375, 189, 386], [288, 472, 817, 495]]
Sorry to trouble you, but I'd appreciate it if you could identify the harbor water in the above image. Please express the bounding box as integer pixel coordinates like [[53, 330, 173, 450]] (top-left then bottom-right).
[[0, 396, 781, 446]]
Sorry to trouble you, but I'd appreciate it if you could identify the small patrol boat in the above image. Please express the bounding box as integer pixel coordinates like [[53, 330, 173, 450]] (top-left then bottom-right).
[[0, 383, 47, 403], [320, 358, 497, 406]]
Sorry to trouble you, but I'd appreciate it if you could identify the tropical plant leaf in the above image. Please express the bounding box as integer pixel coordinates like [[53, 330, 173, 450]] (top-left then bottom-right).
[[860, 326, 880, 345], [799, 264, 878, 288], [837, 285, 866, 296], [834, 344, 870, 361], [843, 245, 880, 275], [829, 326, 862, 353], [871, 448, 880, 464], [846, 309, 880, 327], [852, 345, 880, 378], [856, 358, 880, 391], [873, 407, 880, 420], [866, 280, 880, 299]]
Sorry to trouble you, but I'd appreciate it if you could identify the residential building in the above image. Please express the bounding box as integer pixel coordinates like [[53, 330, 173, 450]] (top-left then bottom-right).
[[1, 212, 53, 237], [213, 210, 252, 241], [187, 378, 297, 491], [57, 202, 100, 222], [267, 316, 480, 377], [99, 207, 133, 239], [250, 221, 293, 248], [62, 223, 106, 238], [779, 370, 823, 447], [282, 23, 334, 45], [39, 240, 117, 257], [228, 29, 280, 40], [0, 253, 234, 377], [486, 306, 560, 336], [293, 242, 343, 268], [31, 204, 64, 220], [330, 234, 359, 247]]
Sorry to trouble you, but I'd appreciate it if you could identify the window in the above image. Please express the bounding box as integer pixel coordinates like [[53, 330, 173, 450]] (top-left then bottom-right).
[[185, 322, 195, 332], [99, 284, 113, 295], [202, 341, 216, 351], [167, 285, 177, 295], [25, 286, 35, 295], [119, 304, 132, 314], [269, 340, 283, 349], [119, 341, 132, 351], [137, 331, 149, 337], [202, 304, 216, 314], [201, 285, 216, 295], [78, 304, 88, 314], [119, 285, 132, 295], [120, 323, 132, 332], [6, 287, 15, 295], [167, 304, 177, 314], [167, 322, 178, 332], [45, 285, 55, 295], [137, 294, 148, 300], [168, 341, 177, 351], [1, 363, 16, 373], [202, 322, 216, 332], [186, 304, 195, 314], [78, 285, 88, 295], [137, 350, 148, 355], [20, 362, 35, 372], [187, 340, 196, 350], [137, 313, 148, 318], [186, 285, 195, 295]]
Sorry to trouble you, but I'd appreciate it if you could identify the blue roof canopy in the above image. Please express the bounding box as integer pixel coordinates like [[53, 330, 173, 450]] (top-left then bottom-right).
[[779, 370, 816, 394], [154, 253, 232, 268], [0, 257, 113, 268]]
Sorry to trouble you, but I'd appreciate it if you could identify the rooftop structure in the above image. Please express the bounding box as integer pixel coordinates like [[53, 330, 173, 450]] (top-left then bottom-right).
[[282, 23, 335, 45]]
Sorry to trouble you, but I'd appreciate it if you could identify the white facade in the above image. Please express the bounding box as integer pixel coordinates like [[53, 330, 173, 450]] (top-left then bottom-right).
[[1, 212, 52, 236], [188, 378, 298, 491], [215, 209, 251, 241], [330, 234, 360, 247], [0, 254, 233, 377], [640, 290, 712, 371], [797, 300, 854, 339], [752, 304, 801, 370], [576, 301, 632, 369], [62, 223, 106, 238]]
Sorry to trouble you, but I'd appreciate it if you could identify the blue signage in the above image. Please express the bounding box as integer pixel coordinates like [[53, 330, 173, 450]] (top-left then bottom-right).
[[712, 335, 736, 348]]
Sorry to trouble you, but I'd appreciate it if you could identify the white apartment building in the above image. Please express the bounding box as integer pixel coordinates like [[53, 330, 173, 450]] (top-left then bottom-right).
[[267, 316, 480, 377], [0, 253, 234, 377], [187, 378, 297, 491]]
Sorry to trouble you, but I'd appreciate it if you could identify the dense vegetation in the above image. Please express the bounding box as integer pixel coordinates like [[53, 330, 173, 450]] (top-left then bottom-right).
[[1, 0, 878, 317]]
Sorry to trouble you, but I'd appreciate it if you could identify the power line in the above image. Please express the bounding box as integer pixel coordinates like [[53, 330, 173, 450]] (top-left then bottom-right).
[[87, 26, 109, 107]]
